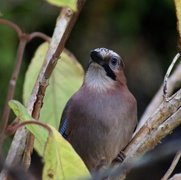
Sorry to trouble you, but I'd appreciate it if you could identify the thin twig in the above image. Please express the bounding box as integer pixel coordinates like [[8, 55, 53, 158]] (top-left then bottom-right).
[[161, 151, 181, 180], [29, 32, 51, 42], [0, 20, 51, 155], [0, 0, 85, 171], [17, 121, 52, 136], [0, 37, 27, 153], [0, 19, 22, 37], [135, 58, 181, 134], [0, 18, 51, 179], [163, 53, 180, 101]]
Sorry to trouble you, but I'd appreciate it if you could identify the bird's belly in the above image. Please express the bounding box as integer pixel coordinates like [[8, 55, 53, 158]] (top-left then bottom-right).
[[67, 90, 136, 171], [68, 117, 127, 171]]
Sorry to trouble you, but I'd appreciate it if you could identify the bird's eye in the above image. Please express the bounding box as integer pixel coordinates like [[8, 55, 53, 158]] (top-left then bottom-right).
[[111, 57, 118, 66]]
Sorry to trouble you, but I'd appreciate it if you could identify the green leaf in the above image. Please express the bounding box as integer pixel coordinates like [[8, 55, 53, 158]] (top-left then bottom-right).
[[46, 0, 77, 11], [9, 100, 90, 180], [9, 100, 32, 121], [9, 100, 48, 155], [23, 42, 84, 129], [43, 125, 90, 180]]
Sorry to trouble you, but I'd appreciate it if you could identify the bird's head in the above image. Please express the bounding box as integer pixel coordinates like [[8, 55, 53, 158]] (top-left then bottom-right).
[[84, 48, 126, 91]]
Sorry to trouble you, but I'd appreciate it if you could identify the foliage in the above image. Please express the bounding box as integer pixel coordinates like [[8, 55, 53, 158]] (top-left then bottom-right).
[[46, 0, 77, 11], [9, 100, 90, 180], [23, 43, 84, 129]]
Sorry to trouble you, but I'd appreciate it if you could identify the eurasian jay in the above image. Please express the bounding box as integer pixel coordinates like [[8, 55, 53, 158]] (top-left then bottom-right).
[[59, 48, 137, 173]]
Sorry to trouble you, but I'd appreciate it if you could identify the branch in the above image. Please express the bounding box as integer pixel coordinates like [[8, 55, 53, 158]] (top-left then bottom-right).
[[0, 0, 86, 175], [161, 151, 181, 180], [102, 58, 181, 179], [0, 19, 22, 37], [106, 98, 181, 179], [118, 93, 181, 179], [17, 121, 52, 136], [163, 53, 180, 100], [29, 32, 51, 42], [24, 1, 85, 168], [129, 88, 181, 153], [169, 173, 181, 180], [91, 56, 181, 180], [0, 37, 27, 153], [0, 20, 51, 155]]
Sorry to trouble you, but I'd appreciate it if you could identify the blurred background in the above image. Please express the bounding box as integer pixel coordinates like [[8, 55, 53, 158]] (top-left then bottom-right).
[[0, 0, 178, 117], [0, 0, 180, 179]]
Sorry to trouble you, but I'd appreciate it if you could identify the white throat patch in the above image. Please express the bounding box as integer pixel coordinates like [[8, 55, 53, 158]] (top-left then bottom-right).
[[85, 63, 115, 92]]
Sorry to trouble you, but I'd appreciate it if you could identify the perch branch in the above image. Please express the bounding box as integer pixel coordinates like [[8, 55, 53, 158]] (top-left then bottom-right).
[[129, 88, 181, 155], [161, 151, 181, 180], [105, 58, 181, 179], [110, 101, 181, 179]]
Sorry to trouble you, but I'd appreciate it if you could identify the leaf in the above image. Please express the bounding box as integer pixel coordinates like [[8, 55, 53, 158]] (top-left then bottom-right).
[[43, 126, 90, 180], [23, 42, 84, 129], [9, 100, 48, 155], [9, 100, 32, 121], [46, 0, 77, 11], [9, 100, 90, 179]]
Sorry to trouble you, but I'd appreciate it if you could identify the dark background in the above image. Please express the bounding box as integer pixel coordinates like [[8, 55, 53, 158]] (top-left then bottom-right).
[[0, 0, 180, 179], [0, 0, 178, 118]]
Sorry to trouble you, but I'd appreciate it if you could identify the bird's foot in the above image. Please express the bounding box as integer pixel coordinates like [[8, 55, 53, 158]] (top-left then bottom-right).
[[112, 151, 125, 164]]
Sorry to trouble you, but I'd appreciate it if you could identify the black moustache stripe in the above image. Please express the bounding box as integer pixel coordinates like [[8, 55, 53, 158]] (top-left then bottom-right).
[[102, 64, 116, 81]]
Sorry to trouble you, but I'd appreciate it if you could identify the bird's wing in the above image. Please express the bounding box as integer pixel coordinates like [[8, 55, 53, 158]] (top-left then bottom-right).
[[59, 99, 72, 139]]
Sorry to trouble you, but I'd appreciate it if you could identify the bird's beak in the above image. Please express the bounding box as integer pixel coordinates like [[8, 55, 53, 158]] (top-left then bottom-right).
[[90, 50, 105, 66]]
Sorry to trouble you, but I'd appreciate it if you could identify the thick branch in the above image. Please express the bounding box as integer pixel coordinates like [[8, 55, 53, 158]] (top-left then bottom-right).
[[91, 88, 181, 180], [126, 89, 181, 154]]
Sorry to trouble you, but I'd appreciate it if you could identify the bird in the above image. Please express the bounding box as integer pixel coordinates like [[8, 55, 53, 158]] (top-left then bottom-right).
[[59, 48, 137, 174]]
